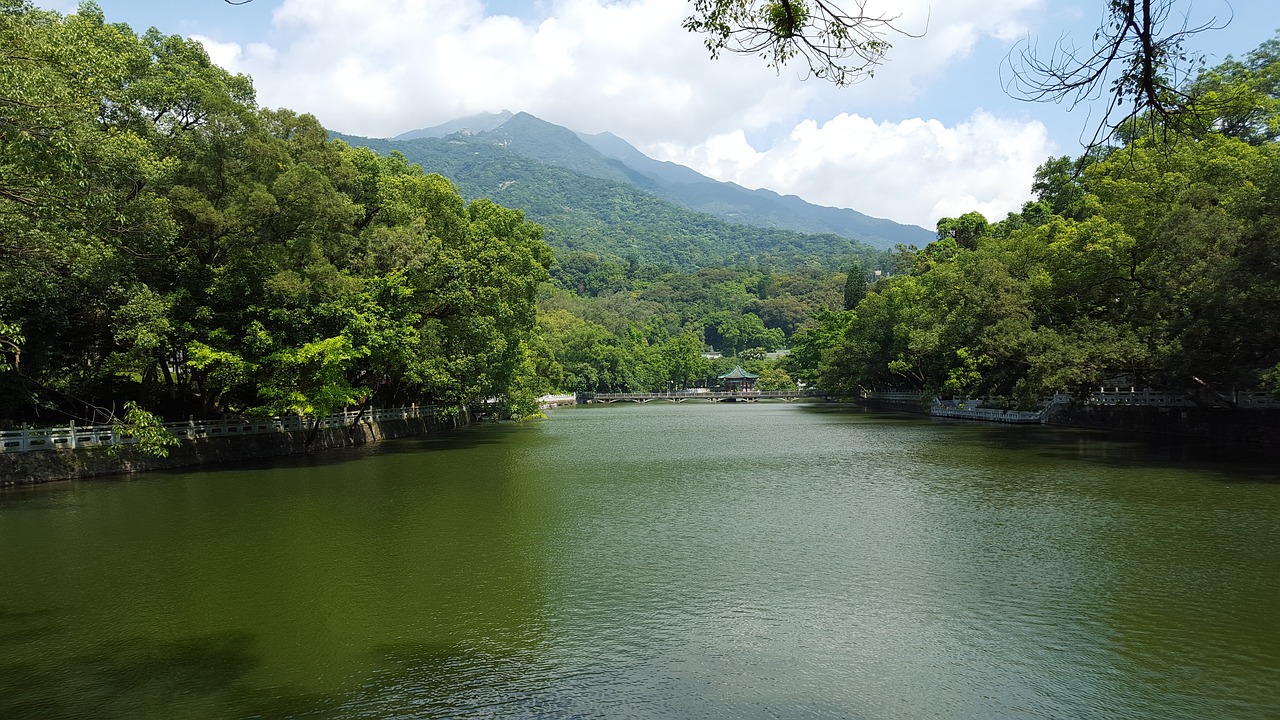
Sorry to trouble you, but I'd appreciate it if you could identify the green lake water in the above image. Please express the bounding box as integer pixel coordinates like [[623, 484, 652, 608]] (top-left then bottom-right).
[[1, 403, 1277, 719]]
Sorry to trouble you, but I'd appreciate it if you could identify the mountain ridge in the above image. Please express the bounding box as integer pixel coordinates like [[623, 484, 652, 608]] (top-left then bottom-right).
[[334, 130, 877, 269], [385, 112, 931, 249]]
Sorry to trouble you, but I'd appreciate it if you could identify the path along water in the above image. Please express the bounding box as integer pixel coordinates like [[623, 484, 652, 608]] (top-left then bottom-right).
[[1, 403, 1277, 719]]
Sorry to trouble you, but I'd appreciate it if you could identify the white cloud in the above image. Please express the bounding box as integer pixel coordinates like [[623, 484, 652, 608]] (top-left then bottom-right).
[[655, 111, 1052, 228], [826, 0, 1042, 104], [187, 0, 1053, 228], [196, 37, 278, 71]]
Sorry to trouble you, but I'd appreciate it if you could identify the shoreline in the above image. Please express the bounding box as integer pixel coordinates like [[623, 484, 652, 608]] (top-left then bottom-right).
[[1, 413, 466, 487], [858, 397, 1280, 446], [9, 400, 1276, 486]]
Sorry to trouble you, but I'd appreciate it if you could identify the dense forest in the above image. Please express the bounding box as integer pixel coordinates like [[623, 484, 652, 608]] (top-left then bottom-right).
[[787, 33, 1280, 406], [3, 1, 1277, 437], [0, 2, 551, 427], [535, 260, 859, 394]]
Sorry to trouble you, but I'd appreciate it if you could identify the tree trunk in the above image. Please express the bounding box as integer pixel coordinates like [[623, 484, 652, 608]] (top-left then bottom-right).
[[348, 393, 375, 441]]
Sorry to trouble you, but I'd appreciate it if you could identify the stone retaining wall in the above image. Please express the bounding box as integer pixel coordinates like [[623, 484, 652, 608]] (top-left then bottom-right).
[[858, 397, 929, 413], [856, 395, 1280, 445], [1, 413, 464, 486], [1043, 404, 1280, 445]]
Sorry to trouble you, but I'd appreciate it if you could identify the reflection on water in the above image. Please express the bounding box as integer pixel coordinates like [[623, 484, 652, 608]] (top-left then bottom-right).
[[1, 403, 1277, 719]]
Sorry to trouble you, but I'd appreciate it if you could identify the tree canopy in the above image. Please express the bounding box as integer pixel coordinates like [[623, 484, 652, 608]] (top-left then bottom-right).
[[0, 1, 551, 427], [785, 38, 1280, 404]]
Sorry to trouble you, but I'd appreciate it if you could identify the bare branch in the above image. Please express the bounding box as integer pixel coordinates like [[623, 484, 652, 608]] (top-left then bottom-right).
[[1002, 0, 1231, 148]]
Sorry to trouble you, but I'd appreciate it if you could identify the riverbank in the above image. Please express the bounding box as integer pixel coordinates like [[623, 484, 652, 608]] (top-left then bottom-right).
[[857, 396, 1280, 446], [1043, 403, 1280, 446], [0, 412, 465, 486]]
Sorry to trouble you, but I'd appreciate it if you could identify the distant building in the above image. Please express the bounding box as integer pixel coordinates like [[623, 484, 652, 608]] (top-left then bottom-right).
[[718, 365, 759, 392]]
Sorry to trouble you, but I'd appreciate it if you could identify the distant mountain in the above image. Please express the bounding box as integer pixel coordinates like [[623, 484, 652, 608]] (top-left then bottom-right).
[[576, 130, 712, 186], [485, 112, 638, 185], [335, 130, 871, 270], [382, 113, 931, 250], [392, 110, 514, 141], [574, 129, 931, 248], [335, 112, 932, 268]]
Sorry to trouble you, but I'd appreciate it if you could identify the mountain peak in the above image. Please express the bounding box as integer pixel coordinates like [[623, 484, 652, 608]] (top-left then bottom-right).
[[494, 111, 568, 134], [481, 113, 637, 184], [391, 110, 514, 141]]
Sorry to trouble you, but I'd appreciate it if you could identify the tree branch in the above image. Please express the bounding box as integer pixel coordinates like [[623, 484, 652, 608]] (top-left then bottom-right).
[[1002, 0, 1230, 148], [684, 0, 923, 86]]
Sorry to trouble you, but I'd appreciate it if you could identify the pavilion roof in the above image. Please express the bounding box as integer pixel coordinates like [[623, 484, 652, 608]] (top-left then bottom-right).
[[718, 365, 759, 380]]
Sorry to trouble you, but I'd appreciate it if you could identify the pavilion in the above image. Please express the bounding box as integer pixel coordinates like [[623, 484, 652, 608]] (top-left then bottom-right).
[[718, 365, 759, 392]]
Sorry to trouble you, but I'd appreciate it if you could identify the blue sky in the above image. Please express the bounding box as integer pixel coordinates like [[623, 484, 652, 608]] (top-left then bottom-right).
[[38, 0, 1280, 228]]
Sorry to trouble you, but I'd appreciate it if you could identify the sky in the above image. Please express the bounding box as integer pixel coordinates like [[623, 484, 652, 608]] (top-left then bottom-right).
[[36, 0, 1279, 229]]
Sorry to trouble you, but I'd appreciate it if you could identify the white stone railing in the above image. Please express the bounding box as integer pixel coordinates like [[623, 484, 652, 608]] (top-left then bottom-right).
[[931, 406, 1045, 423], [537, 394, 577, 408], [0, 405, 441, 454]]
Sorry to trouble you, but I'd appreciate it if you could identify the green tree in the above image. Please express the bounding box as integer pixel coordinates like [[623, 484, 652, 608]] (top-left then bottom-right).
[[1185, 34, 1280, 145], [659, 331, 710, 389], [935, 211, 989, 250], [756, 366, 797, 391], [842, 259, 866, 310]]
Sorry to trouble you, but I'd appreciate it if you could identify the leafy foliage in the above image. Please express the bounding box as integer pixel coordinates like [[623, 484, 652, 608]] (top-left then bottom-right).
[[6, 3, 1275, 434], [787, 39, 1280, 403], [108, 401, 180, 458], [0, 3, 550, 428], [530, 263, 858, 393]]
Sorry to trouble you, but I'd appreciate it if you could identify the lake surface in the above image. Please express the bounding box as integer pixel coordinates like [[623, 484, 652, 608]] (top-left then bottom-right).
[[1, 403, 1278, 719]]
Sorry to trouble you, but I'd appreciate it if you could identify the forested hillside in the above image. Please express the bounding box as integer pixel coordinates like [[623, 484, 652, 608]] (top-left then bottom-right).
[[335, 129, 882, 270], [531, 261, 864, 394], [375, 112, 932, 251], [574, 128, 932, 247]]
